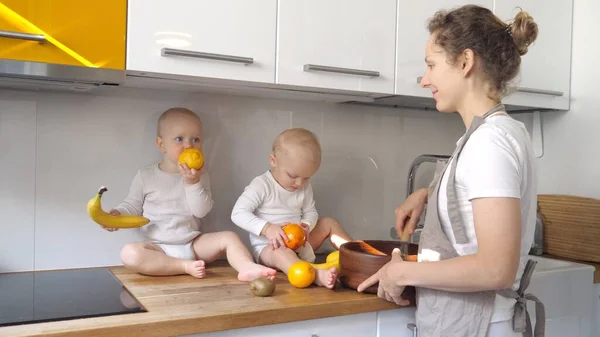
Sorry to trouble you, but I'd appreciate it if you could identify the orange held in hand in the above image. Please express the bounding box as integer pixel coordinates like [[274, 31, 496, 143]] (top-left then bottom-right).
[[282, 223, 306, 250], [288, 261, 315, 288], [178, 148, 204, 170]]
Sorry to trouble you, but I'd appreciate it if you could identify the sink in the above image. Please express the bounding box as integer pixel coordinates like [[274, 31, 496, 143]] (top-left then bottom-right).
[[524, 255, 596, 336], [527, 255, 587, 273]]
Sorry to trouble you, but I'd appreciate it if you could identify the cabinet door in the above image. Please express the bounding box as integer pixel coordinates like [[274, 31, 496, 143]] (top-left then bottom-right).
[[127, 0, 277, 84], [377, 308, 417, 337], [0, 0, 126, 69], [276, 0, 396, 94], [395, 1, 493, 98], [495, 1, 573, 110], [193, 312, 377, 337]]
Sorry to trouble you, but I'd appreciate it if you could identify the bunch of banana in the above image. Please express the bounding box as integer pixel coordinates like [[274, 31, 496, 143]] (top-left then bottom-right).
[[87, 186, 149, 228], [310, 250, 340, 270]]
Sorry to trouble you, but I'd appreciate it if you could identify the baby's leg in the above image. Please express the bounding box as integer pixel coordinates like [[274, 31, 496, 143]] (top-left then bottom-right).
[[308, 217, 353, 251], [191, 231, 276, 281], [260, 246, 338, 289], [120, 242, 203, 278]]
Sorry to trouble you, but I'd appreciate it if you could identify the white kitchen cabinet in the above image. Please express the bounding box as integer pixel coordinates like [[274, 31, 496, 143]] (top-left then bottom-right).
[[184, 312, 378, 337], [495, 1, 573, 111], [276, 0, 397, 94], [126, 0, 277, 84], [395, 0, 493, 99], [377, 307, 417, 337]]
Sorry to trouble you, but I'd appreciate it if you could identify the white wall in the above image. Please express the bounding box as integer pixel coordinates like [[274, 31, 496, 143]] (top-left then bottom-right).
[[537, 1, 600, 334], [0, 87, 468, 272], [536, 0, 600, 198]]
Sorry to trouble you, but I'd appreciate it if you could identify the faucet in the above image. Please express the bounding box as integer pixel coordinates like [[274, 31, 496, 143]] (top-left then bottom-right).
[[529, 203, 544, 255], [391, 154, 451, 241], [406, 154, 451, 197]]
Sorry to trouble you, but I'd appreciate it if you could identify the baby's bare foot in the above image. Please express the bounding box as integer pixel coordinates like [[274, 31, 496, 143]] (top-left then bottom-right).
[[238, 264, 277, 282], [314, 267, 339, 289], [183, 260, 206, 278]]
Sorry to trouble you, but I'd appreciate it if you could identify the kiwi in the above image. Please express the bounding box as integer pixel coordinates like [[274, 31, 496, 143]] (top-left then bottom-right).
[[249, 277, 276, 297]]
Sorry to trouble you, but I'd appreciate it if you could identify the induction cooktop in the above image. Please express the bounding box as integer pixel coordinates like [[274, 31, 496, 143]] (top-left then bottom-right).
[[0, 267, 146, 327]]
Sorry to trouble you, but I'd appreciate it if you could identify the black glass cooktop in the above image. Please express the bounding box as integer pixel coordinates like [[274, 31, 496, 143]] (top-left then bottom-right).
[[0, 268, 146, 327]]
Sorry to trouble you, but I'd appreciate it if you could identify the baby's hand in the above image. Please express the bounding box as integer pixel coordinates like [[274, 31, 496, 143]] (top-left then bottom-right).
[[178, 162, 202, 185], [103, 210, 120, 232], [263, 222, 290, 249], [300, 223, 310, 245]]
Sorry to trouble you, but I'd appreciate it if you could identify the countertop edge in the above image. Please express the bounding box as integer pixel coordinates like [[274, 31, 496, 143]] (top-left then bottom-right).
[[1, 297, 402, 337]]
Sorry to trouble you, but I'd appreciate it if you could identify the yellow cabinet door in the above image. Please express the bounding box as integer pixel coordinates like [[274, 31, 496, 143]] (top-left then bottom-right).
[[0, 0, 126, 70]]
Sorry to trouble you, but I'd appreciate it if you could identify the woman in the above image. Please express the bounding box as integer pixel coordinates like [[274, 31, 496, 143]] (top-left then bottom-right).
[[357, 5, 544, 337]]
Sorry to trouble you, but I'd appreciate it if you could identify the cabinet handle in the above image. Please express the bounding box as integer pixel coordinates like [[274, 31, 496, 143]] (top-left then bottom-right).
[[407, 323, 418, 337], [161, 48, 254, 65], [0, 30, 45, 43], [303, 64, 380, 78], [416, 77, 563, 97], [516, 87, 564, 97]]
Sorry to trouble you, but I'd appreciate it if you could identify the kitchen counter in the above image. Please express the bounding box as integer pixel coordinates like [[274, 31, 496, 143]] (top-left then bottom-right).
[[0, 261, 401, 337]]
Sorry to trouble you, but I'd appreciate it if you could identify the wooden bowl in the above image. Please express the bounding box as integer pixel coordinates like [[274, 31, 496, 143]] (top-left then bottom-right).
[[339, 240, 418, 300]]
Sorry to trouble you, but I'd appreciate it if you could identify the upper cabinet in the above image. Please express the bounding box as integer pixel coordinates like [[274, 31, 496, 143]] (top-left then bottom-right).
[[495, 1, 573, 110], [395, 0, 493, 99], [276, 0, 397, 94], [0, 0, 126, 70], [126, 0, 277, 84], [122, 0, 574, 111]]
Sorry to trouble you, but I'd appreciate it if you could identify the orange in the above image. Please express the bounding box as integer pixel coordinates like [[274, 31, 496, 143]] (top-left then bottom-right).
[[287, 261, 315, 288], [282, 223, 306, 250], [178, 148, 204, 170]]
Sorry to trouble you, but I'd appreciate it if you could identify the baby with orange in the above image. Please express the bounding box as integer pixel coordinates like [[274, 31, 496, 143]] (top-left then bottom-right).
[[231, 128, 353, 289], [105, 107, 276, 282]]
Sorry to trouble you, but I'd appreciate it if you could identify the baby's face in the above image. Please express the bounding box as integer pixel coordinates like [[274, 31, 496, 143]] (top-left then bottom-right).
[[270, 147, 319, 192], [158, 115, 203, 165]]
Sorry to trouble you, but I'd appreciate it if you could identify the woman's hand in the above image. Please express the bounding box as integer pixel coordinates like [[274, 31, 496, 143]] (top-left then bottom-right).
[[395, 188, 428, 240], [357, 248, 410, 306]]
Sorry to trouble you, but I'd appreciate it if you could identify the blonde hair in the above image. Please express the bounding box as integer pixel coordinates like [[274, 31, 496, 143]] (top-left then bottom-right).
[[272, 128, 322, 164], [156, 107, 202, 137]]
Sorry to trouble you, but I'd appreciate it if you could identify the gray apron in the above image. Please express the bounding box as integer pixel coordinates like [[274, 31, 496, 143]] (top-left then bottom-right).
[[415, 103, 546, 337]]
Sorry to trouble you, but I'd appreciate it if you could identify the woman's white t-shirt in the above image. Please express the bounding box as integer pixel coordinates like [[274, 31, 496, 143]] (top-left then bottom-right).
[[437, 114, 537, 323]]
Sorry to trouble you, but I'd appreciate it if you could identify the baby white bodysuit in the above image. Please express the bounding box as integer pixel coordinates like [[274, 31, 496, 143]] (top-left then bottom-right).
[[231, 170, 318, 261], [115, 163, 213, 245]]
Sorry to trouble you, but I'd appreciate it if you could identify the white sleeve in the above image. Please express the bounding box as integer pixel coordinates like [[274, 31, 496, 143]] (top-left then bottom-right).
[[300, 183, 319, 231], [458, 127, 522, 200], [114, 170, 145, 216], [184, 172, 214, 218], [230, 178, 269, 236]]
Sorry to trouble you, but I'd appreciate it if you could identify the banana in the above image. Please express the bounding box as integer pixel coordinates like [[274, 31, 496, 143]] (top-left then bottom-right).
[[87, 186, 150, 228], [326, 250, 339, 263], [311, 250, 340, 270]]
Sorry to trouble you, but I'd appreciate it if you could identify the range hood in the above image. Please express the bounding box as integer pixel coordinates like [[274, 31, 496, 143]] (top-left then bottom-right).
[[342, 93, 558, 113], [0, 59, 125, 92]]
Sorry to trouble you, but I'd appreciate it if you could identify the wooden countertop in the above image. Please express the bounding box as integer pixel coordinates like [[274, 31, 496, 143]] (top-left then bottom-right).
[[0, 261, 401, 337], [542, 253, 600, 283]]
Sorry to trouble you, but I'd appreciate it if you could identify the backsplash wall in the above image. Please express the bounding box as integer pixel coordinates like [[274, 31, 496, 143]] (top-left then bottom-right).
[[2, 86, 478, 272]]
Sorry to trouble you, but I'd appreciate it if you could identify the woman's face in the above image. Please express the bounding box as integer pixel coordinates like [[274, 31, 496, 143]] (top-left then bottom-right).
[[419, 35, 466, 113]]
